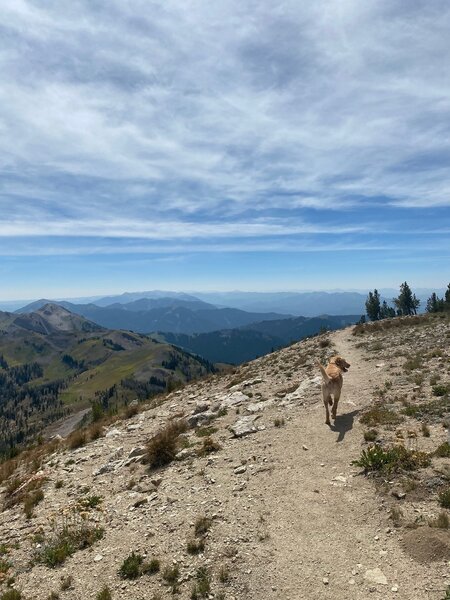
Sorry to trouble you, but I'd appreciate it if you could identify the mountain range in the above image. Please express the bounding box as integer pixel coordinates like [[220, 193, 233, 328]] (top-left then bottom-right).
[[0, 303, 214, 455], [159, 314, 360, 364], [17, 298, 290, 335]]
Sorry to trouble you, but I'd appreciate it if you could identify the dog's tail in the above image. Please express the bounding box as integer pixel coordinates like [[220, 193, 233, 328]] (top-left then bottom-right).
[[316, 361, 331, 383]]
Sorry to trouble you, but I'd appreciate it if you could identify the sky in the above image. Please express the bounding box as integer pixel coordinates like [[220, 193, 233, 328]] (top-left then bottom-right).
[[1, 0, 449, 300]]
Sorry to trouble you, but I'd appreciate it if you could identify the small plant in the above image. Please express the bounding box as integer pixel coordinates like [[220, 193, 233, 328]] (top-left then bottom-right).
[[274, 417, 285, 428], [191, 567, 211, 599], [60, 575, 73, 590], [194, 516, 212, 537], [438, 488, 450, 509], [36, 524, 104, 568], [142, 558, 160, 575], [429, 511, 449, 529], [218, 564, 229, 583], [162, 564, 180, 592], [435, 442, 450, 458], [197, 437, 221, 456], [421, 423, 430, 437], [363, 429, 378, 442], [442, 585, 450, 600], [360, 406, 402, 427], [67, 430, 87, 450], [389, 507, 403, 527], [352, 444, 430, 474], [24, 489, 44, 519], [55, 480, 64, 489], [0, 591, 22, 600], [432, 385, 449, 397], [48, 593, 59, 600], [96, 587, 112, 600], [0, 558, 11, 575], [195, 426, 217, 438], [144, 420, 188, 469], [79, 495, 103, 510], [187, 538, 205, 555], [119, 552, 143, 579]]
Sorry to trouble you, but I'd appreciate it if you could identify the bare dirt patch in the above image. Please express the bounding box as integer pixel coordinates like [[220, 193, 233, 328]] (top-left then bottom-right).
[[402, 527, 450, 563]]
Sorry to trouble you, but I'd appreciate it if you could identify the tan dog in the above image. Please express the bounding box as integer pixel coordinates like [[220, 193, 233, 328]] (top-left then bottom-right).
[[317, 356, 351, 425]]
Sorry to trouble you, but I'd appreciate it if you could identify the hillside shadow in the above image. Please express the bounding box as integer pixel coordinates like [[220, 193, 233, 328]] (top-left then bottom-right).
[[330, 409, 359, 442]]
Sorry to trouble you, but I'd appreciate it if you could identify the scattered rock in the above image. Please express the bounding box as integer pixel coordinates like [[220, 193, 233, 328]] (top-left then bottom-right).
[[364, 568, 388, 585], [230, 416, 259, 438]]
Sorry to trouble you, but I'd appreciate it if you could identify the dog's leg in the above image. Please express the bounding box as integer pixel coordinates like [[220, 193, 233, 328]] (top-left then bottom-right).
[[322, 386, 331, 425], [331, 390, 341, 421]]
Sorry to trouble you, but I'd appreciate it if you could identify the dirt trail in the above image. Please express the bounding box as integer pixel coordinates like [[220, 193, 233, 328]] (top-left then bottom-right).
[[246, 329, 440, 600]]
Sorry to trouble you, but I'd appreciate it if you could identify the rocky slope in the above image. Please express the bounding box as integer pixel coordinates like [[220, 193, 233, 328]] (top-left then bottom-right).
[[0, 314, 449, 600]]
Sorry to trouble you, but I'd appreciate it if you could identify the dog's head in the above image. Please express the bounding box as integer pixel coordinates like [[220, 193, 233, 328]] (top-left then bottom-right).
[[329, 356, 351, 372]]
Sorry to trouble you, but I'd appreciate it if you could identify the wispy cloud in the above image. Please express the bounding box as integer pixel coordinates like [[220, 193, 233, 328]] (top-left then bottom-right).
[[0, 1, 449, 293]]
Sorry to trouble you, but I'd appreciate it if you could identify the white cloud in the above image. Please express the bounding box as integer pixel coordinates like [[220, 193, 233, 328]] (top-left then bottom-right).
[[0, 0, 449, 258]]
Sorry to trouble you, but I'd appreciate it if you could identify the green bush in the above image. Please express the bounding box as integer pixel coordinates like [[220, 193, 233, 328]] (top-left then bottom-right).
[[432, 385, 449, 397], [435, 442, 450, 458], [438, 488, 450, 509], [352, 444, 430, 474], [96, 587, 112, 600], [36, 524, 104, 567], [0, 591, 22, 600], [119, 552, 143, 579]]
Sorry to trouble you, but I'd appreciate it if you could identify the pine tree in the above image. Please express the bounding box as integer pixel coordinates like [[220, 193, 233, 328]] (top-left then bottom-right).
[[393, 282, 420, 316], [379, 300, 396, 319], [365, 289, 381, 321]]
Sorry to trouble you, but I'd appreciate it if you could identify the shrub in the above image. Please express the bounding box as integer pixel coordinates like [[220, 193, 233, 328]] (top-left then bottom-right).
[[162, 564, 180, 592], [0, 591, 22, 600], [274, 417, 285, 428], [352, 444, 430, 474], [144, 420, 188, 469], [360, 406, 403, 427], [194, 516, 212, 537], [36, 524, 104, 567], [0, 558, 11, 575], [429, 511, 449, 529], [438, 488, 450, 509], [119, 552, 143, 579], [191, 567, 211, 599], [78, 495, 102, 510], [60, 575, 73, 590], [142, 558, 160, 575], [432, 385, 449, 397], [435, 443, 450, 458], [67, 430, 87, 450], [197, 437, 221, 457], [96, 587, 112, 600], [24, 489, 44, 519], [218, 564, 229, 583], [195, 426, 217, 438], [421, 423, 430, 437], [187, 538, 205, 555], [363, 429, 378, 442]]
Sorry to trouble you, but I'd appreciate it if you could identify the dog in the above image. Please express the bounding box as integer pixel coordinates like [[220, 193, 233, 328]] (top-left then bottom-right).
[[317, 356, 351, 425]]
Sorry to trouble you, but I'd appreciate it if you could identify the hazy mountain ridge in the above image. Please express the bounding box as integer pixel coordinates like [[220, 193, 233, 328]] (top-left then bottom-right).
[[159, 314, 360, 364], [17, 298, 291, 335]]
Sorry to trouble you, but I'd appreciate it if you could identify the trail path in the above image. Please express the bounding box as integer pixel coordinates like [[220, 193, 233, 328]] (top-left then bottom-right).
[[245, 329, 440, 600]]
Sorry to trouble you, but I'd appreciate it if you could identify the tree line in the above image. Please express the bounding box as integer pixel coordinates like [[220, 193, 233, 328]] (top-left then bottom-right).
[[364, 282, 450, 321]]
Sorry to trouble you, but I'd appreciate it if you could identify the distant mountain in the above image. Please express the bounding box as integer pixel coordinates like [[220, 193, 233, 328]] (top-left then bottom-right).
[[0, 304, 214, 455], [159, 314, 360, 364], [17, 299, 291, 335], [94, 290, 204, 307], [193, 291, 368, 316]]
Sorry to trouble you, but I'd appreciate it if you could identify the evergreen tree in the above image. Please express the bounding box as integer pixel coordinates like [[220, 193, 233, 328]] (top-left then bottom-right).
[[379, 300, 396, 319], [365, 289, 381, 321], [445, 283, 450, 309], [393, 282, 420, 316]]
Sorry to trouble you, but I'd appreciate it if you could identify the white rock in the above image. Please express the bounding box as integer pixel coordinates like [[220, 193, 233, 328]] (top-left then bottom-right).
[[364, 568, 388, 585]]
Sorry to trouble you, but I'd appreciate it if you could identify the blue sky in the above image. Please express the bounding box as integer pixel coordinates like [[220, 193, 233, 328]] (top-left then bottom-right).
[[1, 0, 449, 300]]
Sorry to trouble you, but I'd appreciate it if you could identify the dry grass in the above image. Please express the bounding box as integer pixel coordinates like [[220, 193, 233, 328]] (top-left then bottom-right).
[[144, 419, 188, 469]]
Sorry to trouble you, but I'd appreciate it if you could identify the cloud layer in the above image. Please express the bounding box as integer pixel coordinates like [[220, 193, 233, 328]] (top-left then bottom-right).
[[0, 0, 449, 265]]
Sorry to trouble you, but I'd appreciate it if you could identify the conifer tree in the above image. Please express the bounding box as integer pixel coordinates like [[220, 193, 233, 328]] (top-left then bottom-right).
[[365, 289, 381, 321], [393, 282, 420, 316]]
